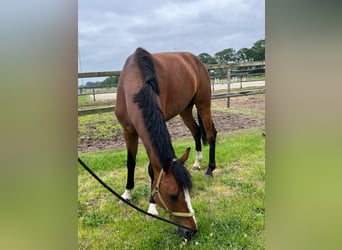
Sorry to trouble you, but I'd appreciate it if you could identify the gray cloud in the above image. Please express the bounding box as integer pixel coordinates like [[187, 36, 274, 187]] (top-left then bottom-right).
[[78, 0, 264, 81]]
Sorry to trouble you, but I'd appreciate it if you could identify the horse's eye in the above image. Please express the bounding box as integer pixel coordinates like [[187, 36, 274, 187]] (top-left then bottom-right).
[[169, 194, 178, 202]]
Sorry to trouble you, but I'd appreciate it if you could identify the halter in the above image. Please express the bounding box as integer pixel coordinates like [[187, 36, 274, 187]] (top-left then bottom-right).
[[151, 168, 194, 218], [78, 157, 197, 233]]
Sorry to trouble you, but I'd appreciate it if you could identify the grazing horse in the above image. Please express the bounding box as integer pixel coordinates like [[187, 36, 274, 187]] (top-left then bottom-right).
[[115, 48, 216, 239]]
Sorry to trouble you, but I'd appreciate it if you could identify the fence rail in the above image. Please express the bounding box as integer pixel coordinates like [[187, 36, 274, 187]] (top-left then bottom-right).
[[78, 71, 121, 78], [78, 61, 265, 79], [78, 61, 265, 112], [206, 61, 265, 69], [78, 88, 265, 116], [211, 89, 265, 99]]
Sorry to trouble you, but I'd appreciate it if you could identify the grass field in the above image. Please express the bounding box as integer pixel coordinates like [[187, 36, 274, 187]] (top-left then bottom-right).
[[78, 95, 92, 104], [78, 128, 265, 249]]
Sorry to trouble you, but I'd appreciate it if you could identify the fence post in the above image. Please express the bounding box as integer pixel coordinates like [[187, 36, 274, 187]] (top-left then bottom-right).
[[240, 73, 243, 89], [209, 70, 215, 92], [92, 87, 96, 102], [227, 68, 231, 108]]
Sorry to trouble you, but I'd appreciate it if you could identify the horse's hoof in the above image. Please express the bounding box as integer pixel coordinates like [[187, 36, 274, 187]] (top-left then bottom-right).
[[205, 168, 214, 178], [192, 166, 201, 171]]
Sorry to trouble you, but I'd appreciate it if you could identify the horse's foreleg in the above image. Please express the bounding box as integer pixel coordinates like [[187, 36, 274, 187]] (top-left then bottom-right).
[[147, 197, 158, 216], [147, 163, 158, 218], [121, 188, 132, 200], [121, 130, 138, 202]]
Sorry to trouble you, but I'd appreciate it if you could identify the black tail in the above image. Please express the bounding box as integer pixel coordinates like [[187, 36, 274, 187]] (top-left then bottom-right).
[[135, 47, 160, 95], [197, 113, 208, 145]]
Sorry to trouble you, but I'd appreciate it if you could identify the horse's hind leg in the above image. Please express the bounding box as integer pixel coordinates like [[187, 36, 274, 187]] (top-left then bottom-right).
[[197, 108, 217, 177], [206, 123, 217, 177], [121, 129, 138, 201], [180, 106, 202, 170]]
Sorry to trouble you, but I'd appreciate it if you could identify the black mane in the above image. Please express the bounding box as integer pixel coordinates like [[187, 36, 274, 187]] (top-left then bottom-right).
[[133, 47, 193, 191], [133, 48, 175, 170]]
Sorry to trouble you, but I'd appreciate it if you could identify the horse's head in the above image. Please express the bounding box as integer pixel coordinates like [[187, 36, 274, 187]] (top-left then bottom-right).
[[152, 147, 198, 240]]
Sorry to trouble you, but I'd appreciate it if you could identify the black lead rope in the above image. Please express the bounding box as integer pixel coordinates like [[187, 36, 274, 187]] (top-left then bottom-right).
[[78, 157, 196, 232]]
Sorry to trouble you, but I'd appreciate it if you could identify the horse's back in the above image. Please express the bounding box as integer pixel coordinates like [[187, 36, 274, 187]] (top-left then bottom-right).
[[152, 52, 211, 119], [116, 49, 211, 125]]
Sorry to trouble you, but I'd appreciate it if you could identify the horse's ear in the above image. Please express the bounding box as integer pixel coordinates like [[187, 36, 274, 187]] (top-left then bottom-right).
[[179, 147, 191, 164]]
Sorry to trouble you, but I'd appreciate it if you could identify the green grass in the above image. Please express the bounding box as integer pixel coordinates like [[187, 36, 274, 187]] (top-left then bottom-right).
[[78, 113, 122, 142], [78, 128, 265, 249], [78, 95, 92, 104]]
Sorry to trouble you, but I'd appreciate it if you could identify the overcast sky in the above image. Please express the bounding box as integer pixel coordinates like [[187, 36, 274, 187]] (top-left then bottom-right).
[[78, 0, 264, 83]]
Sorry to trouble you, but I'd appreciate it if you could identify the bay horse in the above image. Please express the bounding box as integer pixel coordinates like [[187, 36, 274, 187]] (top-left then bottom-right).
[[115, 48, 216, 239]]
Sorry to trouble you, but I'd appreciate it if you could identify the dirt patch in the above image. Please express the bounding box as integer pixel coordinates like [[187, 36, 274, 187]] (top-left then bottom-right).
[[212, 94, 265, 110], [78, 95, 265, 153]]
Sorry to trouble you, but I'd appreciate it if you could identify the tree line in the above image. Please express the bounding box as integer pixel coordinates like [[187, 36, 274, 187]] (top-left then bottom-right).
[[198, 39, 265, 64], [79, 38, 265, 88], [79, 76, 119, 88]]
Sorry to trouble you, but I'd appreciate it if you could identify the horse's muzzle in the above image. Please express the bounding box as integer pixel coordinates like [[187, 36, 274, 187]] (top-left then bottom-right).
[[177, 227, 197, 241]]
